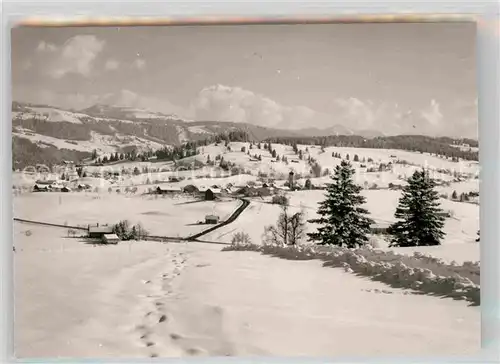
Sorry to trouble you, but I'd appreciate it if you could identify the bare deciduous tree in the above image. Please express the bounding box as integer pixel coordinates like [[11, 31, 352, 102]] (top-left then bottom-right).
[[231, 231, 252, 246], [264, 204, 306, 246], [288, 209, 307, 245]]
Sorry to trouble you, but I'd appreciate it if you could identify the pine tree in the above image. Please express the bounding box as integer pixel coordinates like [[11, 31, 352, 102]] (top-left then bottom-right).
[[388, 169, 445, 247], [307, 160, 374, 248]]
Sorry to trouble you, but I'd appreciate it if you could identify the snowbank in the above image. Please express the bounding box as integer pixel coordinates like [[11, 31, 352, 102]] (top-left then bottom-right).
[[14, 224, 480, 358], [223, 243, 480, 306]]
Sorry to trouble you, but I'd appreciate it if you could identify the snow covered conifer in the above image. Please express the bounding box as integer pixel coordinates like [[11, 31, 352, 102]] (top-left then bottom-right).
[[388, 169, 445, 247], [307, 160, 374, 248]]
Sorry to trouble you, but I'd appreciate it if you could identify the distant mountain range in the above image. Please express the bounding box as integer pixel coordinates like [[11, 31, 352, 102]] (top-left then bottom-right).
[[79, 104, 386, 138], [12, 101, 385, 143], [11, 101, 469, 169]]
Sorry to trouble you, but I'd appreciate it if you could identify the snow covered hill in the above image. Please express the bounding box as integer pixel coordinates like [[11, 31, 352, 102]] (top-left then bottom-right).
[[11, 101, 303, 168]]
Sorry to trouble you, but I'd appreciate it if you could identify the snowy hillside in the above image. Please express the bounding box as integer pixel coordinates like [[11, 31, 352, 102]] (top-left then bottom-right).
[[13, 136, 481, 358], [13, 129, 164, 156]]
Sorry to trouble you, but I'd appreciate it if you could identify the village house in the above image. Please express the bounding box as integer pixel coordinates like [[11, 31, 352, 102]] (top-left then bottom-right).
[[102, 233, 120, 244], [33, 184, 50, 192], [77, 183, 92, 191], [49, 182, 66, 192], [256, 186, 272, 197], [35, 179, 56, 187], [234, 186, 258, 197], [370, 222, 391, 235], [204, 188, 216, 201], [88, 224, 114, 239], [205, 214, 220, 224], [388, 183, 404, 190], [436, 211, 452, 218], [156, 186, 182, 194]]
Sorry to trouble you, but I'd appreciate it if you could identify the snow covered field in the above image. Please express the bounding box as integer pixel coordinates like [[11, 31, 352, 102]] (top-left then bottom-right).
[[13, 129, 164, 157], [12, 142, 481, 359], [202, 188, 479, 264], [14, 223, 480, 358], [13, 193, 240, 237]]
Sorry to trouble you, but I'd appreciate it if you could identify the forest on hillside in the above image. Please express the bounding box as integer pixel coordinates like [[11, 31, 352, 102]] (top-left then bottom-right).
[[12, 136, 91, 170], [265, 134, 479, 161]]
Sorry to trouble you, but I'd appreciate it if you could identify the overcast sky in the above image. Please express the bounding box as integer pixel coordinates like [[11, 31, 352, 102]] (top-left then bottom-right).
[[11, 22, 477, 137]]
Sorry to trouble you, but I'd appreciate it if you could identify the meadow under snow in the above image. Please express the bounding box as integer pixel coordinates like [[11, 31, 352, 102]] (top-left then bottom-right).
[[14, 223, 480, 358], [13, 141, 481, 357]]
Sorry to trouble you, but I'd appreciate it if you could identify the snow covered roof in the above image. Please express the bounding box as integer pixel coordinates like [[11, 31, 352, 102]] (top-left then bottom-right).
[[157, 185, 182, 191], [33, 184, 49, 189], [89, 226, 114, 234], [35, 179, 56, 185]]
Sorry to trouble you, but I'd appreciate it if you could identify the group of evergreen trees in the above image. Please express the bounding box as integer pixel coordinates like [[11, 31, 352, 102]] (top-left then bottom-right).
[[266, 135, 478, 161], [93, 149, 159, 164], [450, 190, 477, 203], [308, 160, 446, 248], [91, 130, 254, 166], [154, 143, 199, 162]]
